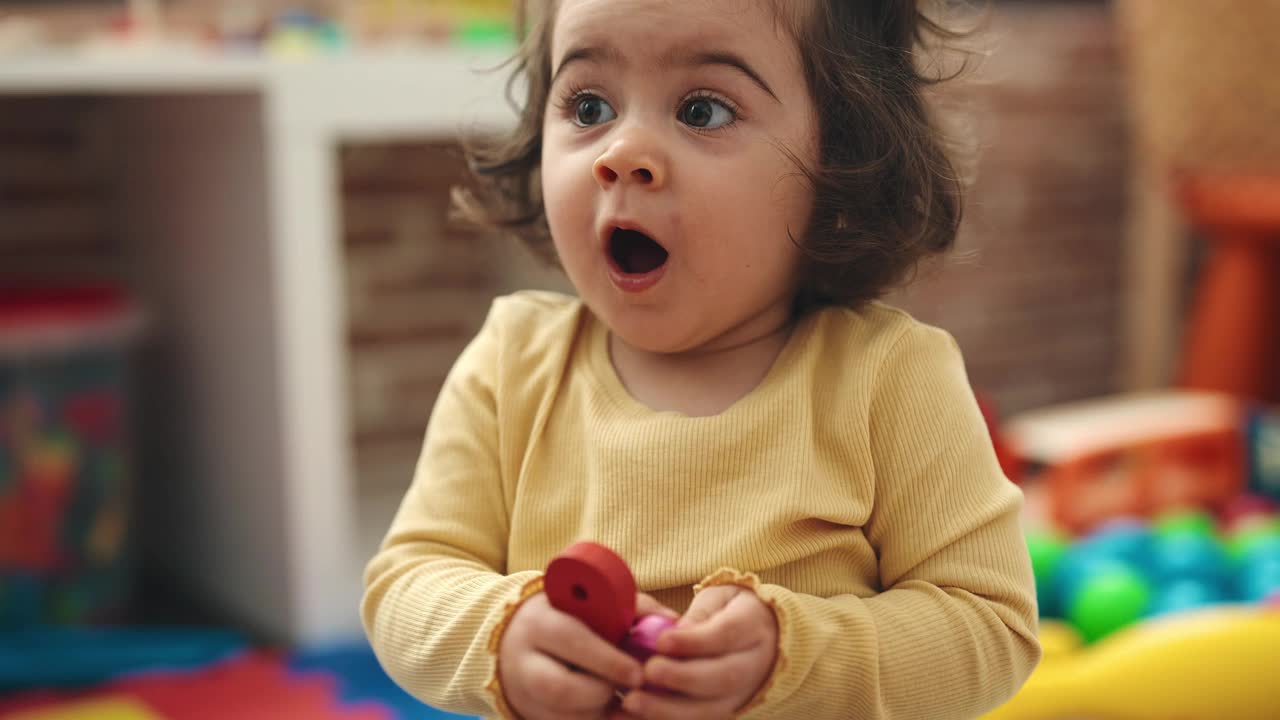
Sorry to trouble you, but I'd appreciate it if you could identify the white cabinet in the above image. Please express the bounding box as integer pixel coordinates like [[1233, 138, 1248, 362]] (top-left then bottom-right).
[[0, 47, 513, 645]]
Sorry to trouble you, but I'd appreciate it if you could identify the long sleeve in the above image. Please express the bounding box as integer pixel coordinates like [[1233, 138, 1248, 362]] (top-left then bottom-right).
[[361, 303, 536, 718], [734, 323, 1041, 719], [362, 292, 1040, 720]]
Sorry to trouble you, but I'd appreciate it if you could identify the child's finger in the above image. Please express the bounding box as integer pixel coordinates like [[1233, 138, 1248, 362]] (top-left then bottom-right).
[[674, 585, 738, 628], [520, 651, 619, 717], [532, 611, 644, 689], [621, 687, 736, 720], [657, 596, 760, 658], [636, 592, 679, 619], [642, 651, 757, 700]]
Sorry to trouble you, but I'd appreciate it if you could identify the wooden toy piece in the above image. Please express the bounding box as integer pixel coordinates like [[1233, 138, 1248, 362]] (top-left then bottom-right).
[[546, 542, 637, 645], [545, 541, 678, 680], [621, 614, 677, 663], [981, 605, 1280, 720]]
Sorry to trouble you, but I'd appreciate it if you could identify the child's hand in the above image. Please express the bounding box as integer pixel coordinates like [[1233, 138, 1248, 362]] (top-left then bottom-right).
[[499, 591, 644, 720], [614, 585, 779, 720], [498, 591, 679, 720]]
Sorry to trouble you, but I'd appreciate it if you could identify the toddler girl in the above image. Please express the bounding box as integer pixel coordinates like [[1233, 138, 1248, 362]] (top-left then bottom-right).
[[363, 1, 1041, 718]]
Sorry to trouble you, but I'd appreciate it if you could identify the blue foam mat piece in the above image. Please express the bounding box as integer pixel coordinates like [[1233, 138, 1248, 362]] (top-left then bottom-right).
[[0, 625, 248, 691], [290, 643, 478, 720]]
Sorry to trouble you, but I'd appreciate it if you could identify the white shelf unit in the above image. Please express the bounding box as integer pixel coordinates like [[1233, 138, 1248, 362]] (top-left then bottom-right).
[[0, 47, 515, 646]]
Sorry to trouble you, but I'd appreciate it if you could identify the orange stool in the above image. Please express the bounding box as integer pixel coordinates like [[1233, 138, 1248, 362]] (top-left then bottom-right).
[[1177, 174, 1280, 404]]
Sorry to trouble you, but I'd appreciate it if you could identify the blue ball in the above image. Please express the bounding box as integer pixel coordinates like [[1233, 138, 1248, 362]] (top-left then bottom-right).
[[1147, 578, 1229, 617], [1238, 558, 1280, 603], [1237, 536, 1280, 603], [1080, 518, 1154, 569], [1053, 546, 1098, 605], [1149, 530, 1229, 585], [1055, 547, 1143, 612], [1238, 534, 1280, 566]]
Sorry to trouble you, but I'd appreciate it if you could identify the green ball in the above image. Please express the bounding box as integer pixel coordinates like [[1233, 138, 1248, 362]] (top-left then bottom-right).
[[1226, 521, 1280, 564], [1068, 564, 1151, 643], [1153, 509, 1217, 540], [1026, 531, 1068, 615]]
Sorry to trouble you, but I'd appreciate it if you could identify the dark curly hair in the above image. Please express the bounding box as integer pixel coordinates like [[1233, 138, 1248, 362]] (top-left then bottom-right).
[[453, 0, 974, 312]]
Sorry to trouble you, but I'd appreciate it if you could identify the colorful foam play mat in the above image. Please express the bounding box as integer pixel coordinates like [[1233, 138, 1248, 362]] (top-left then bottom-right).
[[0, 627, 475, 719]]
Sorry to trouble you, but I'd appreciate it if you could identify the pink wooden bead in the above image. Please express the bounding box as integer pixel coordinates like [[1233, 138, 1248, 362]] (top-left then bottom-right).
[[621, 614, 677, 662]]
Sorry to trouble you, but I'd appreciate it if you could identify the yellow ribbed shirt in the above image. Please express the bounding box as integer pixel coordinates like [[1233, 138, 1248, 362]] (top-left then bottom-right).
[[362, 291, 1040, 719]]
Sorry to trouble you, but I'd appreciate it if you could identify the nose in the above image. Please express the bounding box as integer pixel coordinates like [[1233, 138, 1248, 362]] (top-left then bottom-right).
[[593, 130, 667, 190]]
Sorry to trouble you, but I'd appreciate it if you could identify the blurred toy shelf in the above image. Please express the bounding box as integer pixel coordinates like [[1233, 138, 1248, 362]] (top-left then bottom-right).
[[0, 46, 513, 136], [0, 46, 513, 647], [0, 50, 262, 92]]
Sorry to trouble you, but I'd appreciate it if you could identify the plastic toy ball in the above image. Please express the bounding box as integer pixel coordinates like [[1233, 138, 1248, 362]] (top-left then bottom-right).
[[1025, 531, 1068, 616], [1239, 561, 1280, 604], [1080, 517, 1153, 569], [1153, 508, 1218, 540], [1236, 536, 1280, 603], [1237, 533, 1280, 568], [1051, 548, 1097, 615], [1149, 530, 1230, 585], [1226, 520, 1280, 564], [1053, 546, 1126, 617], [1147, 578, 1229, 617], [1067, 563, 1151, 642]]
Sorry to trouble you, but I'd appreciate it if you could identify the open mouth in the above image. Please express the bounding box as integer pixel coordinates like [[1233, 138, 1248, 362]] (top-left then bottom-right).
[[609, 228, 669, 275]]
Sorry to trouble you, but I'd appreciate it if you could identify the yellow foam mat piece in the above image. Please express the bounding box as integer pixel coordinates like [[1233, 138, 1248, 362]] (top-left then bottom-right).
[[4, 697, 165, 720]]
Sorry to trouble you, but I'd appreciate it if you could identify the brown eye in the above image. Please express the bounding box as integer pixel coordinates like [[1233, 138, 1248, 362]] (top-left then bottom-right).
[[679, 97, 735, 129], [574, 95, 616, 126]]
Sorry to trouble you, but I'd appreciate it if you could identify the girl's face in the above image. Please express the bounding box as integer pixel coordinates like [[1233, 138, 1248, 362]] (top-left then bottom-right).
[[541, 0, 819, 355]]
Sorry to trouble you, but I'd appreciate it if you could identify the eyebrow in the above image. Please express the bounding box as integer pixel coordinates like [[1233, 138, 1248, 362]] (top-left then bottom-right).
[[551, 45, 781, 104], [551, 45, 621, 88]]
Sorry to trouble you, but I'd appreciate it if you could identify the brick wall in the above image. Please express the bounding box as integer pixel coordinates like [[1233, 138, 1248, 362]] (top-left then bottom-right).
[[339, 142, 545, 490], [890, 2, 1128, 414], [0, 97, 117, 284], [1, 2, 1128, 495]]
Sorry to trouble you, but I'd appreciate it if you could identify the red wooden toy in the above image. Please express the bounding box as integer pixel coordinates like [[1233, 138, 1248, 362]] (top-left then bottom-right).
[[545, 542, 676, 665]]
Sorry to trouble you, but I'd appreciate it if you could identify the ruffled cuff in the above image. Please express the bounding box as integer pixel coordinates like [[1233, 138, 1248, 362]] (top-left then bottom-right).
[[484, 573, 546, 720], [695, 569, 788, 718]]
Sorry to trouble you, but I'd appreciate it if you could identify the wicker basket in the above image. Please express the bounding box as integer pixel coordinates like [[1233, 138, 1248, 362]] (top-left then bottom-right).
[[1117, 0, 1280, 175]]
